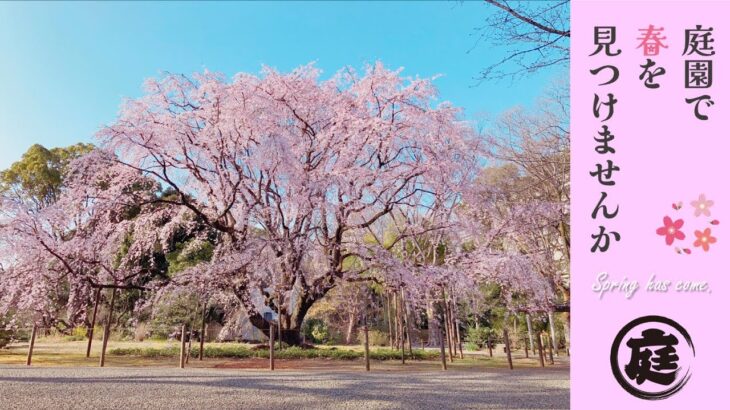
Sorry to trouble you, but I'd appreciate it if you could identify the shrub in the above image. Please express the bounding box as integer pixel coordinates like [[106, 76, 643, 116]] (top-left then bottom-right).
[[356, 329, 389, 347], [63, 326, 88, 342], [108, 344, 441, 361], [465, 326, 494, 349], [0, 329, 10, 348], [302, 318, 332, 344]]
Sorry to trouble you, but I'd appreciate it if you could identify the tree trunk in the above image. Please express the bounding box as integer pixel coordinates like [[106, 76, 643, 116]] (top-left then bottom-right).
[[426, 301, 440, 347], [241, 280, 329, 347], [247, 311, 305, 346], [345, 312, 357, 345]]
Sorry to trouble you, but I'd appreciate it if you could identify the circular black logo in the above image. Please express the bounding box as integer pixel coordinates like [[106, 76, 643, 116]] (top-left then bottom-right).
[[610, 315, 695, 400]]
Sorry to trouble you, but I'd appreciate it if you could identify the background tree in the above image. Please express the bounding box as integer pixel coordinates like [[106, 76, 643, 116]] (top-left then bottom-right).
[[0, 143, 93, 210], [476, 0, 570, 80]]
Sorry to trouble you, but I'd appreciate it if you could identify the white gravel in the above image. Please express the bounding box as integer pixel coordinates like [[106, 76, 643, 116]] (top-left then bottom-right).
[[0, 365, 569, 409]]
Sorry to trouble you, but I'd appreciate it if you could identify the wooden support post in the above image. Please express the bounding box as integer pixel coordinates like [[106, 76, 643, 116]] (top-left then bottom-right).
[[564, 318, 571, 357], [99, 288, 117, 368], [547, 333, 555, 365], [455, 317, 463, 360], [536, 333, 545, 368], [384, 294, 393, 349], [364, 324, 370, 372], [503, 327, 513, 370], [269, 322, 275, 371], [548, 311, 558, 357], [526, 313, 535, 354], [392, 292, 399, 350], [445, 302, 454, 361], [179, 324, 186, 369], [26, 324, 37, 366], [487, 336, 493, 357], [395, 292, 406, 364], [439, 323, 447, 371], [524, 337, 529, 358], [442, 291, 453, 362], [400, 314, 406, 364], [277, 295, 282, 350], [185, 328, 193, 364], [199, 302, 206, 361], [86, 287, 101, 358], [401, 288, 413, 359]]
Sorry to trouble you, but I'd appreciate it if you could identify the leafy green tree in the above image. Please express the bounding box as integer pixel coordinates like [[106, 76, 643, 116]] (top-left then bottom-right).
[[0, 143, 94, 209]]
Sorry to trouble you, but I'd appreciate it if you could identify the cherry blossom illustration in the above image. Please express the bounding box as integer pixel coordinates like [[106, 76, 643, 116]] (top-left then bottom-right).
[[690, 193, 714, 217], [656, 216, 685, 245], [660, 194, 719, 255], [693, 228, 717, 252]]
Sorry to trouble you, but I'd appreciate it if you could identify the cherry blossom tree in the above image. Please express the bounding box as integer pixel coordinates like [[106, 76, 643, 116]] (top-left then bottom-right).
[[98, 63, 480, 345], [0, 150, 182, 331]]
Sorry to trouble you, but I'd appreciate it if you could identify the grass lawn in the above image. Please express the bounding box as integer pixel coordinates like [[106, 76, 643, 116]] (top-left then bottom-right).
[[0, 337, 568, 372]]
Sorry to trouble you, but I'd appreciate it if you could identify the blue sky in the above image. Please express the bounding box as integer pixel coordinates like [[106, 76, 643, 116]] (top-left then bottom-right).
[[0, 1, 563, 170]]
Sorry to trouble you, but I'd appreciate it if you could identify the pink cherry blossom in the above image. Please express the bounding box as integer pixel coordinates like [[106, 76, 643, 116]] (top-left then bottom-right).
[[690, 193, 714, 217], [693, 228, 717, 252], [656, 216, 686, 245]]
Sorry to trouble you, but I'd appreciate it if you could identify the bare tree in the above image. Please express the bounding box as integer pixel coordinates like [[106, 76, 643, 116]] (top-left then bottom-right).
[[480, 80, 570, 305], [474, 0, 570, 81]]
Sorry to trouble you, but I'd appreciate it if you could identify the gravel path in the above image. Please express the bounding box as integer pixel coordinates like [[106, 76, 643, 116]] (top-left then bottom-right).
[[0, 365, 569, 409]]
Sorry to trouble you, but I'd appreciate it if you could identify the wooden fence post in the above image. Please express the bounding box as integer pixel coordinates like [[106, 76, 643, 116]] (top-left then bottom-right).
[[86, 287, 101, 358], [99, 287, 117, 368], [536, 333, 545, 368], [455, 319, 464, 360], [548, 311, 558, 357], [179, 324, 186, 369], [185, 328, 193, 364], [277, 295, 282, 350], [442, 293, 453, 363], [547, 333, 555, 365], [526, 313, 535, 355], [364, 324, 370, 372], [384, 294, 393, 349], [487, 336, 493, 358], [26, 324, 37, 366], [269, 322, 275, 371], [401, 288, 413, 359], [503, 328, 513, 370], [439, 323, 447, 371], [524, 337, 529, 358], [199, 301, 206, 361]]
